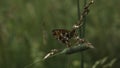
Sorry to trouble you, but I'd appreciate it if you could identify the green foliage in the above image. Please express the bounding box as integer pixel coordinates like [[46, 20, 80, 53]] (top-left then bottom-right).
[[0, 0, 120, 68]]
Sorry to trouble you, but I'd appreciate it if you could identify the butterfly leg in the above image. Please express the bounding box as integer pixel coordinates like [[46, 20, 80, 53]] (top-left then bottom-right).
[[66, 43, 71, 48], [62, 40, 71, 48], [74, 35, 86, 45]]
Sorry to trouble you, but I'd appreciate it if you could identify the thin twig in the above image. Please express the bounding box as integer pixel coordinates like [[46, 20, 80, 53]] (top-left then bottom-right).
[[73, 0, 94, 30], [43, 42, 94, 60]]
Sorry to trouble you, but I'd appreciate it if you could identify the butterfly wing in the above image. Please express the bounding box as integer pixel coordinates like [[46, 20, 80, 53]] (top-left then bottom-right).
[[52, 29, 71, 47]]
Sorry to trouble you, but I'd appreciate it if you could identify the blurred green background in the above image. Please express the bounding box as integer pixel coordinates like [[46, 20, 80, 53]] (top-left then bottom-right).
[[0, 0, 120, 68]]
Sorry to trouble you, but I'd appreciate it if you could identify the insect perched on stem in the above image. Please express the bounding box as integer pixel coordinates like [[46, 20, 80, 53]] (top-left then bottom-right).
[[52, 0, 93, 48]]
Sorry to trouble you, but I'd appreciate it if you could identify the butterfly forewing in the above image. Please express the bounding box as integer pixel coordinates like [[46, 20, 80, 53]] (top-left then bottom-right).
[[52, 29, 76, 47]]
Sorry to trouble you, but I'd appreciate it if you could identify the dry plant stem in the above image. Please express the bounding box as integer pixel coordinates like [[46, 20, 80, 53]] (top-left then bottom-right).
[[43, 42, 94, 60], [73, 0, 94, 30], [64, 42, 94, 54]]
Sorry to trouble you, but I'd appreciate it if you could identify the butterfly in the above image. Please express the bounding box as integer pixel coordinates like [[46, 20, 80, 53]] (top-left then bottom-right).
[[52, 29, 77, 47]]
